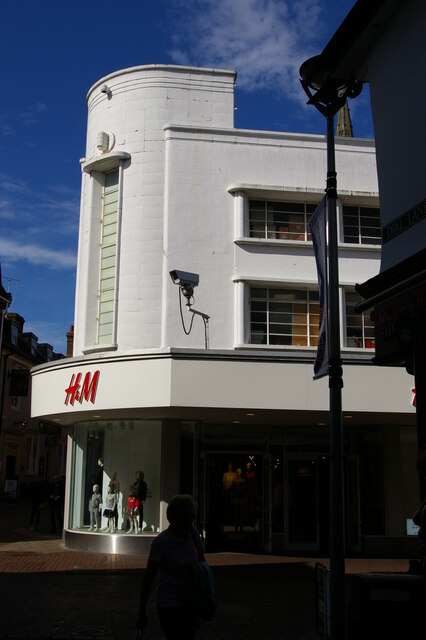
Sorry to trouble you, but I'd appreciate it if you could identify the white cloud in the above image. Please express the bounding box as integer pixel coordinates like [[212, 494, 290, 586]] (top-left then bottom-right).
[[0, 173, 80, 235], [169, 0, 324, 98], [0, 238, 76, 269]]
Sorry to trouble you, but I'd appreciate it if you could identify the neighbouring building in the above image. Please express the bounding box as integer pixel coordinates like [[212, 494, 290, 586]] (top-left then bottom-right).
[[0, 311, 66, 499], [31, 64, 417, 555]]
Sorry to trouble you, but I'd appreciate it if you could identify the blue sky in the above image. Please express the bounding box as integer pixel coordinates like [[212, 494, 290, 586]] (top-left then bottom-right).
[[0, 0, 373, 353]]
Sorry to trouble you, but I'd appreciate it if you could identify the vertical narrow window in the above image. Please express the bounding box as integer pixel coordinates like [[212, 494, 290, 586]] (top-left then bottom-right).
[[98, 170, 119, 345]]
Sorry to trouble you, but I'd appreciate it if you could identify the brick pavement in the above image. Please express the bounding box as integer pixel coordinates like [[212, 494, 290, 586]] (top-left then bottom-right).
[[0, 501, 415, 639]]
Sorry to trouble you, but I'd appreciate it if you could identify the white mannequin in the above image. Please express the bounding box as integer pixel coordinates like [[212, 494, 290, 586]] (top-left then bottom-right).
[[88, 483, 102, 531], [104, 484, 118, 533]]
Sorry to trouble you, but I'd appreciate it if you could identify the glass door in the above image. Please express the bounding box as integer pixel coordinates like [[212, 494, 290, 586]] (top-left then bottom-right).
[[200, 451, 268, 553], [345, 455, 361, 553], [286, 455, 319, 550], [262, 453, 272, 552]]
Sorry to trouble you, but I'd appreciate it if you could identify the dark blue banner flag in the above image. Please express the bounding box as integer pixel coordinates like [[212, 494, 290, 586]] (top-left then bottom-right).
[[309, 197, 329, 380]]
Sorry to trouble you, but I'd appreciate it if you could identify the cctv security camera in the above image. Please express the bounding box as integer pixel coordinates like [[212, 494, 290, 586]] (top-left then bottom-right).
[[169, 270, 199, 287], [170, 270, 199, 304], [100, 84, 112, 96]]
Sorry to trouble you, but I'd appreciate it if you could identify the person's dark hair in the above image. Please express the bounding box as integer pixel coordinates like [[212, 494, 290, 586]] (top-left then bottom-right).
[[166, 495, 197, 524]]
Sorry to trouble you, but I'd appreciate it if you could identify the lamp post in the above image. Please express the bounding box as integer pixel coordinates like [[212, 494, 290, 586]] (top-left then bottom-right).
[[300, 56, 362, 640]]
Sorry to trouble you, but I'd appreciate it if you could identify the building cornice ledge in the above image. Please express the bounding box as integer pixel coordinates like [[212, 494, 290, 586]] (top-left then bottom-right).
[[30, 346, 373, 375]]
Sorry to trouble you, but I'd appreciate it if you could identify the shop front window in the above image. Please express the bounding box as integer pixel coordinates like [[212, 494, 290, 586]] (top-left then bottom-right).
[[68, 419, 161, 534]]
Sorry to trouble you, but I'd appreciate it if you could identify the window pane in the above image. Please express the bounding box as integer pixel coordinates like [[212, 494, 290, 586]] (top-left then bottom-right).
[[100, 277, 115, 291], [105, 170, 119, 188], [248, 200, 314, 242], [343, 205, 381, 245], [345, 291, 375, 348], [251, 288, 267, 298], [249, 286, 318, 346], [100, 289, 114, 303]]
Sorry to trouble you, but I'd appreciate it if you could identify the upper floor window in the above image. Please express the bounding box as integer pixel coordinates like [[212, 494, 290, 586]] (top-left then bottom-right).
[[249, 200, 316, 242], [249, 286, 375, 350], [343, 206, 381, 245], [345, 291, 375, 349], [98, 169, 119, 345], [250, 287, 319, 346]]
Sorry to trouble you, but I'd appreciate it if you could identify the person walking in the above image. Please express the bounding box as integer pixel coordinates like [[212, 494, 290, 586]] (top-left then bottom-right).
[[136, 494, 204, 640], [48, 475, 64, 535]]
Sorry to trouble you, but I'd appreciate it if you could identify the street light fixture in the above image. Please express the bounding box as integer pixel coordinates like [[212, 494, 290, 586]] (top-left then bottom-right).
[[300, 55, 362, 640]]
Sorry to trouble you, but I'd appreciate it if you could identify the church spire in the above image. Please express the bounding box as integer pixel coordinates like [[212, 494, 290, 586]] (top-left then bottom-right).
[[336, 99, 354, 137]]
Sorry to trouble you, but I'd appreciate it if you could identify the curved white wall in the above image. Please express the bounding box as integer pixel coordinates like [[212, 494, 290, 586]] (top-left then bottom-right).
[[74, 64, 379, 358]]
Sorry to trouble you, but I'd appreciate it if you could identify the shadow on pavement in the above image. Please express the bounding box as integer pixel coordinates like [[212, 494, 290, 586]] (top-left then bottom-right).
[[0, 563, 317, 639]]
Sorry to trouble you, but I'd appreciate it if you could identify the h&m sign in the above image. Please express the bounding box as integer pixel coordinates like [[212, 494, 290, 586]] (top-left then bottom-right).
[[65, 370, 100, 406]]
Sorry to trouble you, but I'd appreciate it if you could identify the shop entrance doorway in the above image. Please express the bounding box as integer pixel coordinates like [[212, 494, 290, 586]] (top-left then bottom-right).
[[199, 452, 270, 553], [285, 453, 361, 553]]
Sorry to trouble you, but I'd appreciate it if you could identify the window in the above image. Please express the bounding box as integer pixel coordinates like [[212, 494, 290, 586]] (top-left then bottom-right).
[[250, 287, 319, 346], [26, 435, 40, 474], [98, 170, 119, 345], [343, 206, 381, 245], [69, 420, 161, 533], [249, 200, 316, 241], [345, 291, 375, 348]]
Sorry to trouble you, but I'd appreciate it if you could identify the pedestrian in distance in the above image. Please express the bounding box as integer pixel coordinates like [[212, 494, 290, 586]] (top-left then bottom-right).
[[48, 475, 64, 535]]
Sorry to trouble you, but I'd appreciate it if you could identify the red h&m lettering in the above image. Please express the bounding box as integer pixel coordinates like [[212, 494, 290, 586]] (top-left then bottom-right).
[[64, 370, 100, 406], [65, 373, 82, 405], [80, 370, 100, 404]]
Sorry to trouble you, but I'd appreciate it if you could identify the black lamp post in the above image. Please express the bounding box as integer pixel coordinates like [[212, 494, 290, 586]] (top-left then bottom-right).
[[300, 55, 362, 640]]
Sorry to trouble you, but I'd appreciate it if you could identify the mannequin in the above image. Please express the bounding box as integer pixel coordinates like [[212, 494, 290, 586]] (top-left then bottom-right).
[[135, 470, 147, 532], [96, 458, 104, 494], [103, 484, 118, 533], [231, 468, 247, 532], [246, 462, 257, 525], [222, 462, 237, 491], [109, 470, 120, 529], [127, 484, 139, 533], [222, 462, 237, 522], [88, 484, 102, 531]]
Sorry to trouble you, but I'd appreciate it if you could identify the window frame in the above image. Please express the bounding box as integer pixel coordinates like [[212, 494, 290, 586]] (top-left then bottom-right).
[[342, 205, 381, 246], [344, 290, 375, 350], [97, 169, 120, 346], [249, 286, 320, 348], [248, 199, 317, 242]]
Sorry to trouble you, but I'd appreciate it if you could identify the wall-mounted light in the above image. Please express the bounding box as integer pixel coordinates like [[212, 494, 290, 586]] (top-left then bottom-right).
[[96, 131, 115, 154]]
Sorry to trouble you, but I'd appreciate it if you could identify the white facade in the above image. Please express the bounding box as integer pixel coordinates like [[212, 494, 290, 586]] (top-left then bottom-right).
[[32, 65, 417, 555]]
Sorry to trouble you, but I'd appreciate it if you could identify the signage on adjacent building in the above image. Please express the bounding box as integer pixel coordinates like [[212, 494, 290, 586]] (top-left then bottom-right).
[[64, 370, 100, 406], [382, 197, 426, 245], [374, 283, 426, 365]]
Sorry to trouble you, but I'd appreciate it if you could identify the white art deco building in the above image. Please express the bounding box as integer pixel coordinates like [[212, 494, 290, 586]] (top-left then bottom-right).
[[31, 65, 417, 555]]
